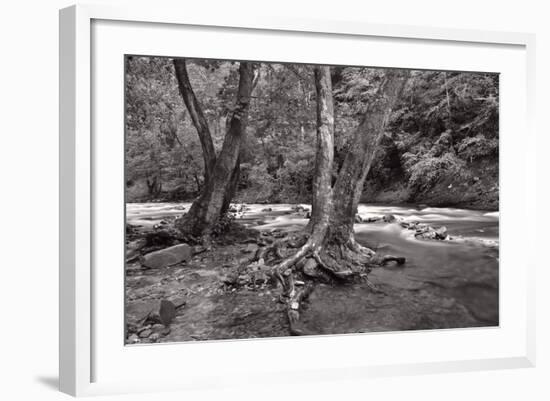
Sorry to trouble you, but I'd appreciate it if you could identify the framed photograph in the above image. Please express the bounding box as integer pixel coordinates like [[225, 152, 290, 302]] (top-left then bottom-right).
[[59, 4, 536, 396]]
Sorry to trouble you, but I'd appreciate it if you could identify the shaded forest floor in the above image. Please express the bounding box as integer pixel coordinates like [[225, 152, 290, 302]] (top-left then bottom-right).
[[125, 205, 499, 344]]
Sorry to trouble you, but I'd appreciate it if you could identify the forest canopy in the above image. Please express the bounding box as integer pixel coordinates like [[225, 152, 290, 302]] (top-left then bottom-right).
[[125, 56, 498, 209]]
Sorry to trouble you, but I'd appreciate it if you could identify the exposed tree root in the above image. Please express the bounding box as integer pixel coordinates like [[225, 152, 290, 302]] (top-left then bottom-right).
[[232, 225, 405, 335], [261, 231, 403, 335], [287, 283, 315, 336]]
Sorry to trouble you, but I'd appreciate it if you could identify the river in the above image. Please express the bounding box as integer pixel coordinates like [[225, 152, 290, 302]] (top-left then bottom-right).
[[127, 203, 499, 336]]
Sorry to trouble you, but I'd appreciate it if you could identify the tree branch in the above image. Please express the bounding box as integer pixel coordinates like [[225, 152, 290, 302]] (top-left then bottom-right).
[[173, 58, 216, 183]]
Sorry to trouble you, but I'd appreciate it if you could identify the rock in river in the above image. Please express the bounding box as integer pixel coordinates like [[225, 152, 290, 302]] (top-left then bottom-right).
[[434, 226, 448, 240], [383, 214, 396, 223], [142, 244, 192, 269]]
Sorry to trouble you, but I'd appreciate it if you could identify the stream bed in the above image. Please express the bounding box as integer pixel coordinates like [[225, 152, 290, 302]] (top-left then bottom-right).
[[125, 203, 499, 342]]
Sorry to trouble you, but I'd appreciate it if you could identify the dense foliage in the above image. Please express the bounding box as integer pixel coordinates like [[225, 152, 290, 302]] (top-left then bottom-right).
[[125, 57, 499, 209]]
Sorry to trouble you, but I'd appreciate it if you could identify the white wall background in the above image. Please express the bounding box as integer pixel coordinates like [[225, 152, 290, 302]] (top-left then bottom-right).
[[0, 0, 547, 400]]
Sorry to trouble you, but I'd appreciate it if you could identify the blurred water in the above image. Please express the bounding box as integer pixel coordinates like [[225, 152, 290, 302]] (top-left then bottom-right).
[[127, 202, 499, 331]]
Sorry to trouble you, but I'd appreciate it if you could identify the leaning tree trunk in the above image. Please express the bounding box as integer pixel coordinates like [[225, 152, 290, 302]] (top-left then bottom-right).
[[267, 68, 409, 335], [221, 157, 241, 215], [220, 69, 261, 215], [176, 62, 256, 237], [173, 59, 216, 183], [280, 69, 408, 272], [330, 70, 409, 247]]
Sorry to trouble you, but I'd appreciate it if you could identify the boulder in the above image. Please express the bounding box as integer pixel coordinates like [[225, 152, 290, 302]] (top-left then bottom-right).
[[159, 300, 177, 326], [261, 207, 273, 212], [354, 214, 363, 223], [414, 225, 448, 241], [142, 244, 192, 269], [383, 214, 396, 223], [434, 226, 448, 240], [415, 231, 435, 240]]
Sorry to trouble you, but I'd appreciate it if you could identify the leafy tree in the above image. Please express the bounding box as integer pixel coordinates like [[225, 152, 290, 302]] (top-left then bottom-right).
[[126, 57, 498, 209], [173, 59, 257, 238]]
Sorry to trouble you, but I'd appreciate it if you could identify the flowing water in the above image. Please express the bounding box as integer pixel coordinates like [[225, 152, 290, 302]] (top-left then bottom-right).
[[127, 202, 499, 336]]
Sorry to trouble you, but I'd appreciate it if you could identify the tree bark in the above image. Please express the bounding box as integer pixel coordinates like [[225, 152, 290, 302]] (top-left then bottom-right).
[[177, 62, 257, 237], [308, 66, 334, 230], [221, 156, 241, 215], [173, 59, 216, 183], [262, 68, 409, 335], [272, 66, 335, 286], [330, 70, 408, 244]]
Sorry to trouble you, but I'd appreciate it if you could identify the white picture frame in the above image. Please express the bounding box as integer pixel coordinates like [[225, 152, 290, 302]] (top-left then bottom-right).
[[59, 3, 536, 397]]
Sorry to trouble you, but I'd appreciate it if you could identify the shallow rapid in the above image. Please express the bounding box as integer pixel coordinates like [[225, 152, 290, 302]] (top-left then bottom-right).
[[127, 202, 499, 335]]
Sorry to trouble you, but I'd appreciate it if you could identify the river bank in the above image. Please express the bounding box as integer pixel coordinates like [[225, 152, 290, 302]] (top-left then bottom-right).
[[125, 203, 499, 344]]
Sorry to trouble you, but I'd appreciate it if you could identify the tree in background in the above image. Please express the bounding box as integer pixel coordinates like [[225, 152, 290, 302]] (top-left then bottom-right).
[[125, 57, 221, 201], [126, 58, 498, 210], [361, 70, 499, 206]]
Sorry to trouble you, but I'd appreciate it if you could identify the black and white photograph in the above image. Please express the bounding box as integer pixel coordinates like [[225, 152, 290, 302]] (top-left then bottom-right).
[[124, 56, 499, 344], [4, 0, 550, 399]]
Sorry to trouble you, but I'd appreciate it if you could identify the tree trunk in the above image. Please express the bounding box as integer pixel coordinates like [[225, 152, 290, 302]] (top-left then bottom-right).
[[308, 66, 334, 232], [146, 176, 162, 198], [177, 62, 256, 237], [330, 70, 408, 244], [270, 69, 409, 335], [235, 68, 409, 336], [173, 59, 216, 183], [269, 66, 337, 335], [221, 156, 241, 215], [270, 66, 334, 302]]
